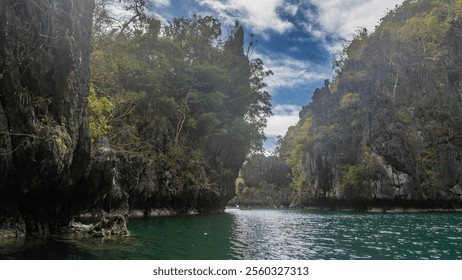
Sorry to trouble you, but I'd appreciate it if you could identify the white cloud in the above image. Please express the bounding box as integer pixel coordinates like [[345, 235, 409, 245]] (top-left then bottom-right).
[[300, 21, 325, 40], [197, 0, 294, 35], [104, 2, 132, 21], [305, 0, 405, 52], [100, 0, 170, 31], [273, 104, 302, 116], [289, 46, 300, 52], [153, 0, 171, 7], [255, 52, 331, 92], [264, 104, 301, 137], [284, 4, 299, 17], [193, 1, 405, 52], [254, 52, 326, 139]]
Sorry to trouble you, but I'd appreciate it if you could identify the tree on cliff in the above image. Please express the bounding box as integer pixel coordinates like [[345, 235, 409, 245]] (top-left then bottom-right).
[[89, 3, 273, 213]]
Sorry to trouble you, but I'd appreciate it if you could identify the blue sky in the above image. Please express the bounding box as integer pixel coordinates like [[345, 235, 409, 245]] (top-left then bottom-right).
[[109, 0, 405, 152]]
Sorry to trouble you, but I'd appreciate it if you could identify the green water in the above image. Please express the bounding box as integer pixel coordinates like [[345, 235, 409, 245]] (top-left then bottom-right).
[[1, 209, 462, 259]]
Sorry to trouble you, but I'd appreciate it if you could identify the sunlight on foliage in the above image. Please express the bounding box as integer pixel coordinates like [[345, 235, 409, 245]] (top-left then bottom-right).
[[88, 85, 114, 141]]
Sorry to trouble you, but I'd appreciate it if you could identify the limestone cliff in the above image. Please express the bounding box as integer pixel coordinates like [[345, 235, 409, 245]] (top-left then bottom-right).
[[0, 0, 96, 237], [280, 0, 462, 210], [88, 20, 265, 216]]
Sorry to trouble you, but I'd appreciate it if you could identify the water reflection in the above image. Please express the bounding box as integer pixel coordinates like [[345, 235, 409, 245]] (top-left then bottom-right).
[[226, 209, 462, 260], [0, 237, 96, 259], [228, 208, 316, 259], [127, 213, 236, 259], [1, 210, 462, 259]]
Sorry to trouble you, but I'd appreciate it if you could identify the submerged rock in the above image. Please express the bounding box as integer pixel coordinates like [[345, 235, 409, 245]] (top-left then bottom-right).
[[89, 214, 129, 238]]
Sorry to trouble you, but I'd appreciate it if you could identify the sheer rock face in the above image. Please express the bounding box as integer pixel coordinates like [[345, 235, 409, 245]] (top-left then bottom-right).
[[0, 0, 95, 236], [283, 2, 462, 210]]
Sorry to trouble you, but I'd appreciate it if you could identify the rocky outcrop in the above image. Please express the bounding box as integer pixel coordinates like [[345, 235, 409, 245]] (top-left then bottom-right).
[[0, 0, 101, 236], [106, 153, 223, 216], [69, 214, 129, 238], [281, 0, 462, 210], [88, 214, 129, 237], [73, 138, 129, 215], [0, 212, 26, 239]]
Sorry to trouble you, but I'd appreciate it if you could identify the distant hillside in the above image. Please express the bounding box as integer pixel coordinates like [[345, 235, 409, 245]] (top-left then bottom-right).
[[279, 0, 462, 210]]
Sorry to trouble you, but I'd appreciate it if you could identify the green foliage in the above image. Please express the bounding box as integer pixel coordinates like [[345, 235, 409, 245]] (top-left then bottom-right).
[[89, 9, 273, 208], [346, 28, 368, 60], [281, 115, 314, 193], [395, 109, 413, 124], [88, 85, 113, 141], [341, 165, 370, 199], [333, 28, 368, 74], [339, 92, 360, 109], [399, 11, 446, 57]]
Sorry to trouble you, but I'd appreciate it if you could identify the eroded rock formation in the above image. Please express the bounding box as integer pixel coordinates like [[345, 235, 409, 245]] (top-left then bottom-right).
[[280, 1, 462, 210], [0, 0, 100, 236]]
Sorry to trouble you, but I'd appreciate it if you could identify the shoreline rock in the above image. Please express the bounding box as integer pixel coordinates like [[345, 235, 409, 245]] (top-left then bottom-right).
[[88, 214, 129, 237], [70, 214, 129, 238], [0, 216, 26, 239], [295, 198, 462, 213]]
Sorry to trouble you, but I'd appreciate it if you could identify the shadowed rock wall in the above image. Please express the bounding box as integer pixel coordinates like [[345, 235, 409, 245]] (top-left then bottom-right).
[[0, 0, 95, 237]]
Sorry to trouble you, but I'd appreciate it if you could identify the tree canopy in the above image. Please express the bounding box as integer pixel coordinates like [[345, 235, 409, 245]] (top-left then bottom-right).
[[89, 2, 273, 212]]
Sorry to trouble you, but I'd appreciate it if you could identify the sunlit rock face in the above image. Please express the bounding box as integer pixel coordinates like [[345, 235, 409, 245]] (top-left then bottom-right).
[[281, 1, 462, 210], [0, 0, 96, 237]]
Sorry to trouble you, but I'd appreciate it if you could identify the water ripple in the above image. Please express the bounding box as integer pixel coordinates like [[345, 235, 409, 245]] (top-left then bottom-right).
[[1, 209, 462, 259], [225, 209, 462, 260]]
